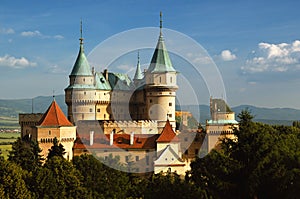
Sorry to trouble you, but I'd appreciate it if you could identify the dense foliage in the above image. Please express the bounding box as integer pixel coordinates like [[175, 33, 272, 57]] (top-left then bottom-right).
[[1, 110, 300, 198]]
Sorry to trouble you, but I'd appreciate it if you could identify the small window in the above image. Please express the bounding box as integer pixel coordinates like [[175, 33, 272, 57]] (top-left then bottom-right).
[[169, 102, 172, 106], [159, 77, 162, 83], [84, 92, 86, 95], [135, 156, 139, 161], [170, 77, 172, 83], [48, 131, 51, 135], [89, 108, 93, 112], [168, 114, 172, 118], [146, 156, 149, 165], [195, 149, 199, 155], [83, 78, 85, 82], [104, 114, 106, 119], [125, 156, 129, 162], [97, 109, 100, 112], [150, 99, 152, 103]]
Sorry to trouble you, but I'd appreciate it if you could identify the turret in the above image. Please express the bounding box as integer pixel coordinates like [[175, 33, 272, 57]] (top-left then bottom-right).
[[145, 12, 178, 130], [65, 21, 96, 124]]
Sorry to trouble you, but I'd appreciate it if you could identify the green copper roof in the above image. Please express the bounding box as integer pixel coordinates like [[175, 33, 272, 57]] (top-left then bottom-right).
[[133, 53, 143, 80], [108, 72, 134, 90], [95, 72, 111, 90], [70, 44, 93, 76], [147, 34, 176, 73]]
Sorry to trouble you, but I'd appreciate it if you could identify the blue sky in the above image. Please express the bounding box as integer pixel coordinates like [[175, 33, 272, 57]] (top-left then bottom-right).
[[1, 0, 300, 109]]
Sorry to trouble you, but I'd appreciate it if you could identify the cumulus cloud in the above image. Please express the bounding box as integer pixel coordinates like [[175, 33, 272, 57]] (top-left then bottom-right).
[[21, 30, 64, 40], [220, 50, 237, 61], [242, 40, 300, 73], [117, 64, 134, 71], [0, 55, 37, 69]]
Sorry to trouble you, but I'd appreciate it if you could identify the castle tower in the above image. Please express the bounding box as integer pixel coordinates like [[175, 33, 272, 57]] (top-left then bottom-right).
[[36, 99, 76, 160], [145, 12, 178, 130], [65, 21, 96, 124]]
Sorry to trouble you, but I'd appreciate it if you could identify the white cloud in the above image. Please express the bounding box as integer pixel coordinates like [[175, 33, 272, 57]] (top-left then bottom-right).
[[117, 64, 134, 71], [0, 28, 15, 34], [0, 55, 37, 69], [21, 30, 64, 40], [220, 50, 237, 61], [21, 30, 42, 37], [242, 40, 300, 74]]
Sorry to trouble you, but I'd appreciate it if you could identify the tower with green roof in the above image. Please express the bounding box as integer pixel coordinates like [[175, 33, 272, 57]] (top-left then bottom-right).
[[65, 21, 96, 123], [144, 12, 178, 130]]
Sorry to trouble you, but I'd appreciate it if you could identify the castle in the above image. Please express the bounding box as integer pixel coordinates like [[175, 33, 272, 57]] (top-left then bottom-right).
[[65, 13, 177, 131], [19, 13, 238, 175]]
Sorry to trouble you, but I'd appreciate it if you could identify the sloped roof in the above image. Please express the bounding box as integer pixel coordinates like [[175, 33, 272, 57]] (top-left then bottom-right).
[[133, 55, 143, 80], [73, 133, 159, 150], [211, 98, 233, 113], [156, 120, 179, 143], [108, 72, 134, 90], [70, 44, 93, 76], [147, 35, 176, 73], [154, 145, 185, 166], [38, 100, 73, 127], [95, 72, 111, 90]]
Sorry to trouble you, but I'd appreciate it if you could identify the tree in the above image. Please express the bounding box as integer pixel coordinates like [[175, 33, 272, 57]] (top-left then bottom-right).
[[8, 136, 43, 172], [34, 156, 87, 199], [144, 171, 205, 199], [47, 137, 66, 160], [73, 154, 130, 198], [0, 159, 32, 198], [189, 109, 300, 199]]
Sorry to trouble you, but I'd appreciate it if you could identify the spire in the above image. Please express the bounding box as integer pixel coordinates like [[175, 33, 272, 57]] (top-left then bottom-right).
[[70, 20, 92, 76], [147, 12, 176, 73], [133, 51, 143, 80], [160, 11, 163, 37], [79, 19, 84, 46]]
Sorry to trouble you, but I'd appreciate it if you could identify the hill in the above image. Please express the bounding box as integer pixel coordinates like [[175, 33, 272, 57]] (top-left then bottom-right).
[[1, 95, 300, 127], [0, 95, 66, 122]]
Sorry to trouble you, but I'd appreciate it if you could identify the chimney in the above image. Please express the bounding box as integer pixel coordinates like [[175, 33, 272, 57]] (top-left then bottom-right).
[[130, 132, 134, 145], [110, 130, 114, 146], [104, 69, 108, 81], [89, 131, 94, 146]]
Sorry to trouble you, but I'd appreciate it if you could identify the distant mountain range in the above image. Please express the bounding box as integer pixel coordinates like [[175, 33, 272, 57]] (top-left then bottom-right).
[[0, 95, 299, 126]]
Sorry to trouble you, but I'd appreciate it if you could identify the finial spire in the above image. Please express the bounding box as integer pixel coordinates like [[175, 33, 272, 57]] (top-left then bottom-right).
[[160, 11, 163, 36], [53, 90, 55, 100], [79, 19, 84, 45], [137, 50, 140, 64]]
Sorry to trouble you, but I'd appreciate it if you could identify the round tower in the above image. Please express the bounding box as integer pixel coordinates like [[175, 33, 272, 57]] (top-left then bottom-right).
[[65, 21, 96, 124], [145, 12, 178, 130]]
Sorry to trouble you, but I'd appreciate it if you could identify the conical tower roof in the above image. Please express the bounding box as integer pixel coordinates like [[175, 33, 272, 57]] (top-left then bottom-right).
[[147, 12, 176, 74], [133, 51, 143, 80], [70, 22, 92, 76], [39, 100, 73, 127], [156, 120, 179, 143]]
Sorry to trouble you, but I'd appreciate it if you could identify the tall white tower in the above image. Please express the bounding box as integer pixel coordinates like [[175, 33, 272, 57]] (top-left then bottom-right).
[[65, 21, 96, 124], [145, 12, 178, 130]]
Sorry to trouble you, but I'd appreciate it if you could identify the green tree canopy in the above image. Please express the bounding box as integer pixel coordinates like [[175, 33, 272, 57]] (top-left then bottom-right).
[[8, 135, 43, 172], [73, 154, 130, 199], [47, 137, 66, 160], [0, 159, 32, 198], [189, 109, 300, 199]]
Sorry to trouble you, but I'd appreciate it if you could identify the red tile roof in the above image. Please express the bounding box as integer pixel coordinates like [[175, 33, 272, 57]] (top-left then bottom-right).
[[38, 100, 73, 127], [156, 120, 179, 143], [73, 133, 159, 150]]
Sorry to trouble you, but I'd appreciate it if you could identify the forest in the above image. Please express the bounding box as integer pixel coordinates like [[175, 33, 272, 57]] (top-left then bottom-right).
[[0, 110, 300, 199]]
